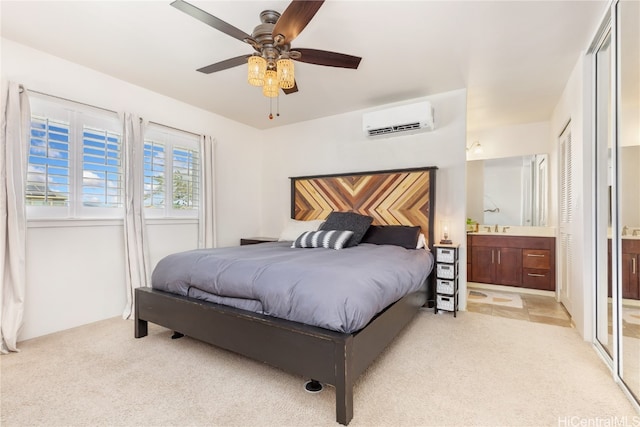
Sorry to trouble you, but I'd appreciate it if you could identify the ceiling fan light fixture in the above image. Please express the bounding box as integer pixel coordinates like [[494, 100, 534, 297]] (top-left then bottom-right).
[[277, 58, 295, 89], [262, 69, 279, 98], [172, 0, 361, 105], [247, 56, 267, 86]]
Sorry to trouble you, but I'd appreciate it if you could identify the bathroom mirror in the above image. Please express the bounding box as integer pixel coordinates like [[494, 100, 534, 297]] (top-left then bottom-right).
[[466, 154, 548, 226]]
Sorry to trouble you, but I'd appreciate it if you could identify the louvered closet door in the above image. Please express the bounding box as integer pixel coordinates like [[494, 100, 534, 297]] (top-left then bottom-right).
[[559, 122, 575, 312]]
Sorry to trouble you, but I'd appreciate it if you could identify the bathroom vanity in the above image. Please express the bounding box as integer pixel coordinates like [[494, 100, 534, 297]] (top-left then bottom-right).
[[609, 238, 640, 300], [467, 233, 556, 291]]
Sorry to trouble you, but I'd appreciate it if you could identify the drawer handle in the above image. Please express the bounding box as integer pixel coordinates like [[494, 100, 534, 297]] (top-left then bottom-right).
[[526, 254, 546, 257], [528, 273, 546, 277], [633, 258, 636, 275]]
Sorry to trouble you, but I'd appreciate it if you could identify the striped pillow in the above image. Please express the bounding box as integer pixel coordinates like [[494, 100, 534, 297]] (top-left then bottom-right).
[[292, 230, 354, 250]]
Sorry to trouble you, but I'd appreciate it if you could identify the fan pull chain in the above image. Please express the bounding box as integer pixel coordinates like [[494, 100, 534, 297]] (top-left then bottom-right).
[[268, 96, 281, 120]]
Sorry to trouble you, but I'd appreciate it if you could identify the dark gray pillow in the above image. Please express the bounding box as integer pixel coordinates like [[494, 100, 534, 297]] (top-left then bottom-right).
[[362, 225, 421, 249], [320, 211, 373, 247]]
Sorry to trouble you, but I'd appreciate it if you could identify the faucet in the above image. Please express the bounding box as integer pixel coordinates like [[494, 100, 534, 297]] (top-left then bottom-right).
[[502, 226, 510, 233], [494, 224, 499, 232], [623, 226, 628, 236]]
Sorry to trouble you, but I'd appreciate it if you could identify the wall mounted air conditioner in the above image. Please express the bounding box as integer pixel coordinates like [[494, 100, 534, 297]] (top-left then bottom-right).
[[362, 101, 435, 137]]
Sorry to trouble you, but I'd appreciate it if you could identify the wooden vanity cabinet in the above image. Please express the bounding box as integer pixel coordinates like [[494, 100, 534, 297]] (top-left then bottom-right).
[[607, 239, 640, 300], [522, 249, 555, 290], [622, 239, 640, 300], [467, 235, 472, 281], [468, 234, 556, 291], [470, 245, 521, 285]]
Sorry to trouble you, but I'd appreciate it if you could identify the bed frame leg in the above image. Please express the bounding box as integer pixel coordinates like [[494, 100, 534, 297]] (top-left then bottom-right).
[[304, 379, 323, 393], [336, 381, 354, 426], [135, 318, 148, 338], [171, 332, 184, 339], [335, 337, 354, 425]]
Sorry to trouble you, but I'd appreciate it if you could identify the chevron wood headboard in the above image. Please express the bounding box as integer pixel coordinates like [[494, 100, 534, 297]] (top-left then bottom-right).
[[290, 167, 437, 248]]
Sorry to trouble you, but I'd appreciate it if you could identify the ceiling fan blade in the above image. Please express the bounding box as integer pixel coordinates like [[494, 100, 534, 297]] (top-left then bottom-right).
[[197, 55, 250, 74], [282, 80, 298, 95], [294, 48, 362, 69], [171, 0, 251, 43], [272, 1, 324, 45]]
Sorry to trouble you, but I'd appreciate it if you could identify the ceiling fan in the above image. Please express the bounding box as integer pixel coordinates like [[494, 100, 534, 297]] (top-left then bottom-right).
[[170, 0, 362, 97]]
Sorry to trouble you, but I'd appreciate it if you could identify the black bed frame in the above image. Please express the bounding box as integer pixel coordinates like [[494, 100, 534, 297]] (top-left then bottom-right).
[[135, 166, 437, 425]]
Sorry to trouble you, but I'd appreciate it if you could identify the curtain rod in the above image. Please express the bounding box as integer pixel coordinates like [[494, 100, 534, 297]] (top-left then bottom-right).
[[25, 89, 119, 115], [147, 121, 199, 137], [23, 89, 200, 137]]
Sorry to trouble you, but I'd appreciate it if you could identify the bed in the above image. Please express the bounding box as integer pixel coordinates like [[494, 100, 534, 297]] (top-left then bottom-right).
[[135, 166, 437, 425]]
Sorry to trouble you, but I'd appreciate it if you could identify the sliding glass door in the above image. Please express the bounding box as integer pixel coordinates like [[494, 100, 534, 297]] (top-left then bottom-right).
[[617, 0, 640, 401], [593, 0, 640, 407], [594, 26, 613, 359]]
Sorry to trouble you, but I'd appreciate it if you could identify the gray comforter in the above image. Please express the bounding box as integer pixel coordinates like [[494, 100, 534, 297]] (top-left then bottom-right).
[[151, 242, 433, 333]]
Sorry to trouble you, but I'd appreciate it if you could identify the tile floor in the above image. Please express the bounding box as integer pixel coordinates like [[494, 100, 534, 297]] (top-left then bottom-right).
[[618, 305, 640, 339], [461, 287, 640, 335], [466, 287, 573, 328]]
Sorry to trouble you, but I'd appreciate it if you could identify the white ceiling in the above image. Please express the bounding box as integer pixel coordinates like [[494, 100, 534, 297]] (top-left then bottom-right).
[[0, 0, 607, 131]]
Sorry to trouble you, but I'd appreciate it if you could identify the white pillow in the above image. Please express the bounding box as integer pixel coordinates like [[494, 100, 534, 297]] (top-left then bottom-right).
[[278, 219, 325, 241], [416, 233, 427, 249]]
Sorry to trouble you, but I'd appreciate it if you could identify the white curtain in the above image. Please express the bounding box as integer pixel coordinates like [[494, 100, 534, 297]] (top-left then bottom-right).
[[122, 113, 150, 320], [0, 82, 30, 354], [198, 135, 216, 249]]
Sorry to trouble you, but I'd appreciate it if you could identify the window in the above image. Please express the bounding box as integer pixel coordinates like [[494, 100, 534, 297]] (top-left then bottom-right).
[[27, 95, 123, 218], [27, 116, 71, 207], [143, 141, 165, 209], [82, 126, 122, 208], [144, 125, 199, 218]]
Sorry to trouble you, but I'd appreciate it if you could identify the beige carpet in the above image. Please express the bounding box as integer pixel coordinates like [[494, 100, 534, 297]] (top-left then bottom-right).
[[1, 310, 637, 426]]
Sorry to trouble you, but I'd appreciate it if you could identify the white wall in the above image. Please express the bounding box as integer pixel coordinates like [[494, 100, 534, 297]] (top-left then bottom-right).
[[2, 39, 263, 340], [466, 121, 552, 161], [23, 222, 127, 339], [551, 55, 590, 339], [620, 146, 640, 229], [466, 160, 484, 224], [259, 89, 469, 308]]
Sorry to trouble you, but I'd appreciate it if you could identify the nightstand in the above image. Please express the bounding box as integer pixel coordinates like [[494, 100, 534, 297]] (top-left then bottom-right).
[[433, 244, 460, 317], [240, 237, 278, 246]]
